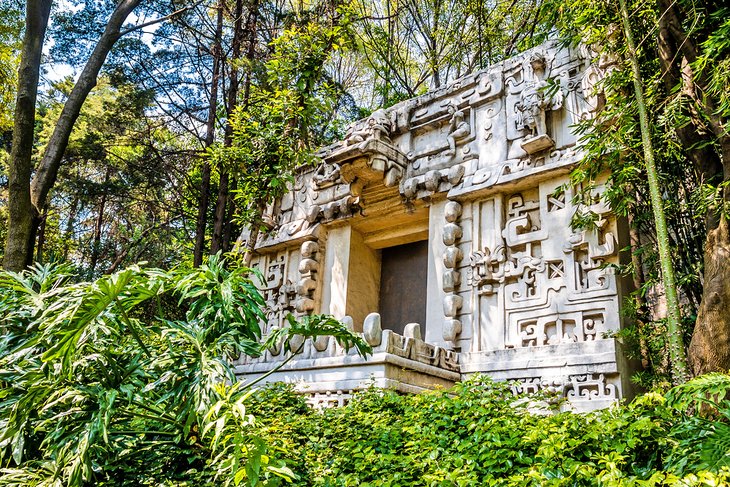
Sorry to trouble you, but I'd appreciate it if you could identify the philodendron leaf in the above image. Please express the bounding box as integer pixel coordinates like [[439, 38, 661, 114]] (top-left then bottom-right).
[[0, 255, 384, 485], [265, 314, 371, 358], [11, 429, 24, 465]]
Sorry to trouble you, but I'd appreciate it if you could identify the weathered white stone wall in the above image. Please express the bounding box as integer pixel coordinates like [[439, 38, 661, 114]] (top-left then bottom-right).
[[319, 226, 351, 320], [237, 39, 635, 410], [345, 228, 382, 328], [424, 199, 447, 345]]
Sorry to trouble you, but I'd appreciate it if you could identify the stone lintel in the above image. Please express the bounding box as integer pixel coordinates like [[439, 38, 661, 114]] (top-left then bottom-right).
[[521, 134, 555, 154], [447, 150, 580, 201]]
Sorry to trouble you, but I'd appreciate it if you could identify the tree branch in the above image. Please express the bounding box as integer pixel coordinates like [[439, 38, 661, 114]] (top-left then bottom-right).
[[119, 1, 206, 37]]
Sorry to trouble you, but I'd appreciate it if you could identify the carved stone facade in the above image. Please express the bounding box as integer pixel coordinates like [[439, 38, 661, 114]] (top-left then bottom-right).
[[235, 40, 636, 411]]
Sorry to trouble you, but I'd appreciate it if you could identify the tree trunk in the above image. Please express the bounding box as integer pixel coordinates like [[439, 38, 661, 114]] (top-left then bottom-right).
[[656, 2, 723, 189], [689, 140, 730, 375], [430, 1, 440, 89], [657, 0, 730, 375], [89, 167, 111, 275], [194, 162, 213, 263], [210, 170, 229, 254], [689, 216, 730, 375], [3, 0, 52, 271], [221, 178, 237, 252], [211, 0, 248, 254], [230, 0, 262, 261], [193, 0, 224, 267], [21, 0, 142, 263], [627, 210, 650, 368], [619, 0, 690, 383], [241, 0, 260, 109], [62, 195, 80, 261]]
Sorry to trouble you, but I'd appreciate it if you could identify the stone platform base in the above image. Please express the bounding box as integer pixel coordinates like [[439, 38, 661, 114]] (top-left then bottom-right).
[[234, 321, 460, 408], [235, 314, 635, 412], [461, 338, 635, 412]]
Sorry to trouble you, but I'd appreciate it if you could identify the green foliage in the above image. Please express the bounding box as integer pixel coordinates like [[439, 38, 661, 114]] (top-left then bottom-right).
[[0, 255, 368, 486], [244, 376, 730, 486], [696, 8, 730, 122], [0, 0, 22, 132], [211, 5, 355, 226], [664, 374, 730, 473], [32, 76, 190, 274]]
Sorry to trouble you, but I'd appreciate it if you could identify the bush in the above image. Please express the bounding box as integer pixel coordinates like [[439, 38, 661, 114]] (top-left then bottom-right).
[[250, 376, 730, 486], [1, 259, 728, 486], [0, 257, 367, 486]]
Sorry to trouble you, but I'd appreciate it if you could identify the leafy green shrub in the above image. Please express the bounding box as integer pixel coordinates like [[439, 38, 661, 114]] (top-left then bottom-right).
[[248, 376, 730, 486], [2, 259, 728, 486], [664, 374, 730, 474], [0, 256, 367, 486]]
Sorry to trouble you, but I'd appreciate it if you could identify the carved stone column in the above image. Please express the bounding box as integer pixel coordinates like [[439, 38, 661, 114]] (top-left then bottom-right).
[[295, 240, 319, 314], [442, 200, 463, 343]]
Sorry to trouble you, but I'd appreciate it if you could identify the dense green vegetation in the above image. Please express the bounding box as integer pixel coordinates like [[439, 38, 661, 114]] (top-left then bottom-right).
[[0, 259, 369, 486], [2, 0, 730, 485], [248, 377, 730, 486], [2, 260, 729, 486]]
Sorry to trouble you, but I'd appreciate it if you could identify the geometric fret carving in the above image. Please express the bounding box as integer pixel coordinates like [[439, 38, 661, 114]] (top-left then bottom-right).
[[468, 181, 620, 352]]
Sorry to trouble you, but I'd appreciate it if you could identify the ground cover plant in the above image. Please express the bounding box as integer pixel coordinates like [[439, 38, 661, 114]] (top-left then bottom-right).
[[249, 376, 730, 486]]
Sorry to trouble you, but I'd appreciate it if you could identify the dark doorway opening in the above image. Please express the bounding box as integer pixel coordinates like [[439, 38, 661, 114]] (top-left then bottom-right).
[[378, 239, 428, 336]]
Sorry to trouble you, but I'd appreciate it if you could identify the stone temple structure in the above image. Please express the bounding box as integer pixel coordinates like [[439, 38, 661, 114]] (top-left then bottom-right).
[[234, 40, 636, 412]]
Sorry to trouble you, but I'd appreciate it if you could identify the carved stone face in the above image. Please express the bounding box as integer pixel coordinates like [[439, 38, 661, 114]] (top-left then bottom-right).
[[529, 53, 547, 75], [369, 109, 390, 128]]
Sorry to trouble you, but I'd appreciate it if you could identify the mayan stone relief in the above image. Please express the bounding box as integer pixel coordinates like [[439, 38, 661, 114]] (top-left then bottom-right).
[[235, 39, 635, 411], [465, 180, 619, 352]]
